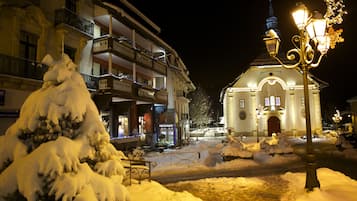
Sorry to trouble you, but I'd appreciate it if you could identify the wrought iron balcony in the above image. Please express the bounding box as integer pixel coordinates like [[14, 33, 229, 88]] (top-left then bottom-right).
[[55, 8, 94, 37], [0, 53, 48, 80]]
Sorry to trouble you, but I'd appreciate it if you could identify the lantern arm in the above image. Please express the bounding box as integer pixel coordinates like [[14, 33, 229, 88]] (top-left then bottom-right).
[[309, 53, 324, 68], [291, 35, 301, 49], [272, 51, 300, 69]]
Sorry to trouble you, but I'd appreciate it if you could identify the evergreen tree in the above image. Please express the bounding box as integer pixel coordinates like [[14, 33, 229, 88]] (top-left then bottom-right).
[[0, 54, 129, 201], [189, 86, 213, 128]]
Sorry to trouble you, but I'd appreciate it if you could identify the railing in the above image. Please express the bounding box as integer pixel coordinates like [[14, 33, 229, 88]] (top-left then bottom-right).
[[80, 73, 98, 90], [122, 158, 151, 185], [93, 36, 167, 75], [98, 74, 133, 93], [0, 53, 48, 80], [155, 89, 168, 103], [135, 83, 156, 99], [153, 59, 167, 75], [55, 8, 94, 37], [93, 36, 135, 60]]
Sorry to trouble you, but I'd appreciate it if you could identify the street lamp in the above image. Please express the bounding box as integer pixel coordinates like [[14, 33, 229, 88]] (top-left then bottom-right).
[[256, 105, 264, 143], [332, 109, 342, 132], [263, 2, 330, 191]]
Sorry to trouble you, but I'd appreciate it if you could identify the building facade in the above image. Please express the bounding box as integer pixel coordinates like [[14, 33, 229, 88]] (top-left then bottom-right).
[[221, 55, 324, 137], [0, 0, 195, 149]]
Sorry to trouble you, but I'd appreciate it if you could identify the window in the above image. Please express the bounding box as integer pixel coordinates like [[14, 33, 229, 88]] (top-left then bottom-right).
[[264, 97, 270, 106], [64, 45, 76, 62], [239, 99, 245, 109], [0, 90, 5, 106], [118, 115, 129, 137], [65, 0, 77, 13], [20, 30, 38, 61], [275, 96, 281, 106], [264, 96, 281, 110]]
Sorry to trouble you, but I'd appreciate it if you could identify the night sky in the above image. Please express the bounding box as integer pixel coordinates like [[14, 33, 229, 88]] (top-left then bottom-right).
[[129, 0, 357, 118]]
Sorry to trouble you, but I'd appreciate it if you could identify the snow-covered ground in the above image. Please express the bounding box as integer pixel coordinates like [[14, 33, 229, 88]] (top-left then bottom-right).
[[145, 136, 300, 177], [127, 135, 357, 201]]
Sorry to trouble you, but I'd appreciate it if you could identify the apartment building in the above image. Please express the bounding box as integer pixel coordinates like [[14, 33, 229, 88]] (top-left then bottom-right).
[[0, 0, 195, 150]]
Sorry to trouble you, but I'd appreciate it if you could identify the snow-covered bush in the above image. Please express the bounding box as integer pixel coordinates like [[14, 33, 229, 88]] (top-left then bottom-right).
[[0, 54, 129, 201], [221, 135, 253, 160], [128, 147, 145, 161], [221, 133, 294, 161], [260, 133, 293, 155]]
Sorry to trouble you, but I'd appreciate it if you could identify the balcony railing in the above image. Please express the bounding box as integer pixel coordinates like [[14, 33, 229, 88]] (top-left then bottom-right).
[[93, 36, 135, 60], [153, 59, 166, 75], [0, 53, 48, 80], [155, 89, 168, 103], [98, 74, 133, 94], [80, 73, 98, 90], [55, 8, 94, 37], [93, 36, 167, 75]]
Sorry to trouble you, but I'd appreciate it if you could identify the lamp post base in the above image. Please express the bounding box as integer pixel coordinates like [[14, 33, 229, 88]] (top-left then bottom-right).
[[305, 154, 320, 191]]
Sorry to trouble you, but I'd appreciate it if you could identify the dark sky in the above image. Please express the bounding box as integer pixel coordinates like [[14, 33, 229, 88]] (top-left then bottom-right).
[[129, 0, 357, 116]]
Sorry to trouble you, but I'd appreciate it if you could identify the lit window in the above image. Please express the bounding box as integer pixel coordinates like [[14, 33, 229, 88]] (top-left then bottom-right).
[[264, 96, 281, 110], [239, 99, 245, 109], [265, 97, 270, 106], [270, 96, 275, 106], [275, 96, 281, 106]]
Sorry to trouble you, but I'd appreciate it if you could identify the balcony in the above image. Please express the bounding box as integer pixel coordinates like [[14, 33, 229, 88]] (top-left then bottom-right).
[[153, 59, 167, 75], [93, 36, 135, 61], [136, 50, 153, 69], [155, 89, 168, 104], [0, 53, 48, 80], [93, 36, 168, 76], [134, 83, 156, 100], [98, 74, 133, 95], [80, 73, 98, 90], [55, 8, 94, 37]]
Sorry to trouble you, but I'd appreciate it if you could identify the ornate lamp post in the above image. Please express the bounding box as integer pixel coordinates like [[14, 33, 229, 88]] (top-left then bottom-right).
[[263, 2, 338, 191], [332, 109, 342, 132]]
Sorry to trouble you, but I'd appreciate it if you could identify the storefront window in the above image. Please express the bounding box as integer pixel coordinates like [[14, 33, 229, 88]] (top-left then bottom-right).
[[159, 124, 176, 146], [139, 116, 144, 134], [118, 115, 129, 137]]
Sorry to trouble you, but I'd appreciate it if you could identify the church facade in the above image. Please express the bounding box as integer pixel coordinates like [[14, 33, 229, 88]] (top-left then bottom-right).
[[221, 55, 325, 137]]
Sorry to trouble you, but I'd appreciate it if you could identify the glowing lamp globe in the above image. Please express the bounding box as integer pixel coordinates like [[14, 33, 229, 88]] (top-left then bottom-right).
[[292, 3, 309, 30]]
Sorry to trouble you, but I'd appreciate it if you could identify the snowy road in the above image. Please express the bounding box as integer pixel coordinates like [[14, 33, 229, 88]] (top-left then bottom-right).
[[153, 159, 305, 184]]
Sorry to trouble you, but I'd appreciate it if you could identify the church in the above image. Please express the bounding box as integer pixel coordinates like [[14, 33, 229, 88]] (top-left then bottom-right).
[[220, 1, 327, 138]]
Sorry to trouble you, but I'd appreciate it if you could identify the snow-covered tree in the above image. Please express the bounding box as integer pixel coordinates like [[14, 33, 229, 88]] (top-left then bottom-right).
[[188, 86, 212, 128], [0, 54, 130, 201]]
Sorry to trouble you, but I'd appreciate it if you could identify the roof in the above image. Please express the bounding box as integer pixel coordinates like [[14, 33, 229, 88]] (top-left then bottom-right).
[[219, 52, 329, 103]]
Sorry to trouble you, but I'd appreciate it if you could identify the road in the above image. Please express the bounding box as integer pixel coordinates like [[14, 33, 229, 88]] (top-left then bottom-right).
[[293, 141, 357, 180]]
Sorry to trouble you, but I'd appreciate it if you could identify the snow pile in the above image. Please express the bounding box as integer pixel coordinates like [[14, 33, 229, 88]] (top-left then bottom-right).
[[281, 168, 357, 201], [0, 54, 129, 201], [220, 134, 254, 159], [127, 180, 202, 201], [260, 133, 294, 155], [221, 133, 294, 160]]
